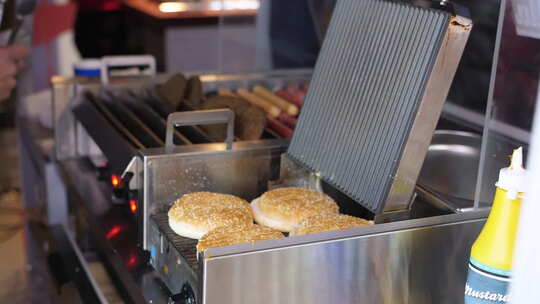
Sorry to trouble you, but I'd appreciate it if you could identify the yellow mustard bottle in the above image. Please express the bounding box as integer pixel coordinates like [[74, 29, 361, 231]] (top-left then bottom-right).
[[464, 147, 526, 304]]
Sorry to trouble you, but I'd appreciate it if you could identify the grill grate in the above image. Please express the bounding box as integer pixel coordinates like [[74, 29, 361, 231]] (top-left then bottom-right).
[[288, 0, 450, 213], [152, 212, 199, 271]]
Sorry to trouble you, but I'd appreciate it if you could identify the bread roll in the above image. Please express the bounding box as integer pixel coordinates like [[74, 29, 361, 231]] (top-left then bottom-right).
[[266, 116, 293, 138], [185, 76, 203, 107], [236, 104, 266, 140], [157, 73, 187, 110], [290, 213, 373, 236], [251, 187, 339, 232], [197, 224, 283, 252], [168, 192, 253, 239], [200, 96, 266, 141]]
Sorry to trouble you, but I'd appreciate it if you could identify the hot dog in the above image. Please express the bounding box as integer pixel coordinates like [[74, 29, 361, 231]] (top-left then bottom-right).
[[266, 116, 294, 138], [237, 88, 281, 117], [253, 86, 299, 116]]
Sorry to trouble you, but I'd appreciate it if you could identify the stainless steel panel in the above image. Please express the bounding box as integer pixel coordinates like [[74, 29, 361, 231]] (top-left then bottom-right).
[[288, 0, 472, 214], [202, 212, 487, 304], [148, 216, 199, 301], [144, 142, 283, 209], [151, 212, 198, 270]]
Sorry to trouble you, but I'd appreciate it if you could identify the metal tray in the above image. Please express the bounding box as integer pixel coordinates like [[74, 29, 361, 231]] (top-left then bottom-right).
[[417, 130, 505, 212]]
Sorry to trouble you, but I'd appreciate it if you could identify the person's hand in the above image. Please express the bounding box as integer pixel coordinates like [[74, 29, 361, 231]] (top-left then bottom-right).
[[0, 44, 29, 101]]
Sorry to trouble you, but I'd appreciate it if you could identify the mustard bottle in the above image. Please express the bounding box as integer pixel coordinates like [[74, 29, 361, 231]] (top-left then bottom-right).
[[464, 147, 527, 303]]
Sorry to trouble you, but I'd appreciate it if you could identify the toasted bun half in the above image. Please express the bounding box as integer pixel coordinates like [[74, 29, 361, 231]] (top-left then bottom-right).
[[290, 213, 373, 236], [252, 187, 339, 232], [168, 192, 253, 239], [197, 224, 284, 252]]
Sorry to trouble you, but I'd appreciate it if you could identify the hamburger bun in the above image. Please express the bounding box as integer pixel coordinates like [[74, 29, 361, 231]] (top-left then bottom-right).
[[251, 187, 338, 232], [290, 213, 373, 236], [200, 96, 266, 141], [184, 76, 203, 107], [168, 192, 253, 239], [197, 224, 284, 252], [157, 73, 187, 110]]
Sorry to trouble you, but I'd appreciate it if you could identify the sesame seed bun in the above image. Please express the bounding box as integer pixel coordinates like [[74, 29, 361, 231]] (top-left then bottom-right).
[[168, 192, 253, 239], [252, 187, 339, 232], [290, 213, 373, 236], [197, 224, 284, 252]]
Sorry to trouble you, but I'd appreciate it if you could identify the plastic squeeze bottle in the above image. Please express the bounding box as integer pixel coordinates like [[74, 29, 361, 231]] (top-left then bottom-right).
[[464, 147, 527, 303]]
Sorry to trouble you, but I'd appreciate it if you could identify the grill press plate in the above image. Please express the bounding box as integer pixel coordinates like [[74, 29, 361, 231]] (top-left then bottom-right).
[[288, 0, 450, 213]]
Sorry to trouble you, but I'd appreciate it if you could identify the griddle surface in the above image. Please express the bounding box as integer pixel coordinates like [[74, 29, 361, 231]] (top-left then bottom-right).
[[152, 212, 199, 271]]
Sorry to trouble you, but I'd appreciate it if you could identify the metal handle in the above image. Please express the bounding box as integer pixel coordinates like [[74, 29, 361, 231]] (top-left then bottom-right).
[[166, 109, 235, 150], [100, 55, 156, 85]]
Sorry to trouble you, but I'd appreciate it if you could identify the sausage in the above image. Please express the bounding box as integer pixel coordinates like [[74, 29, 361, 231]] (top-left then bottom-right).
[[278, 114, 297, 129], [274, 89, 303, 109], [299, 83, 309, 96], [286, 85, 306, 103], [217, 87, 239, 97], [266, 116, 294, 138], [253, 85, 299, 116], [237, 88, 281, 117]]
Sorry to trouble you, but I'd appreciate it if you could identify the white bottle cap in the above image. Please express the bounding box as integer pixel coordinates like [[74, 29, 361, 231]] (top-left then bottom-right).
[[495, 147, 527, 199]]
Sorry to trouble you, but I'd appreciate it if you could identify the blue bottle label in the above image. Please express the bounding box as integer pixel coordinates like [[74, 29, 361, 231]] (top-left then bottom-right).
[[464, 259, 511, 303]]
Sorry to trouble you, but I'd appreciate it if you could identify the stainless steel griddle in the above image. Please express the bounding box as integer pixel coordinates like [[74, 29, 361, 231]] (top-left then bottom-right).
[[120, 1, 477, 303]]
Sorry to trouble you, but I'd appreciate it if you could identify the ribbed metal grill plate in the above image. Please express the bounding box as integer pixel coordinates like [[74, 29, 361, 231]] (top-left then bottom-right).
[[288, 0, 450, 213], [152, 212, 199, 270]]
